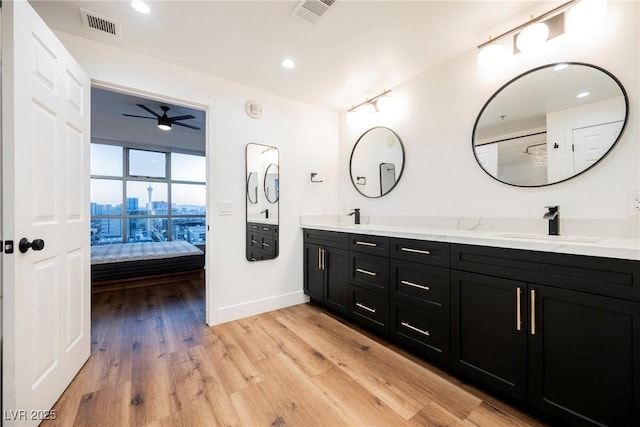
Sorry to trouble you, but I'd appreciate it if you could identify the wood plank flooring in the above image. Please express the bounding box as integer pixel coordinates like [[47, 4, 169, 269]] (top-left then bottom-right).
[[43, 279, 545, 426]]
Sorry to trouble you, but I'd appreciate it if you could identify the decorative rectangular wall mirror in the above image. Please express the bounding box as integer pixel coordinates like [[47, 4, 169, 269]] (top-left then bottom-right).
[[245, 143, 279, 261]]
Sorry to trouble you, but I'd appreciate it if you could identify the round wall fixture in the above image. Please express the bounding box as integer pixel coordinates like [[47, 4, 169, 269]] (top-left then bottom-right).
[[245, 100, 262, 119]]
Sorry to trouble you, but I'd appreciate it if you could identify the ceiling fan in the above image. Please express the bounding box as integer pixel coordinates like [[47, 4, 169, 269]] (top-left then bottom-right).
[[122, 104, 201, 131]]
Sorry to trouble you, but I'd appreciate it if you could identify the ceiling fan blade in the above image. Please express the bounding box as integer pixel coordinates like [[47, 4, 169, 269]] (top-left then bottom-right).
[[173, 121, 201, 130], [136, 104, 161, 117], [122, 114, 156, 119], [168, 114, 196, 121]]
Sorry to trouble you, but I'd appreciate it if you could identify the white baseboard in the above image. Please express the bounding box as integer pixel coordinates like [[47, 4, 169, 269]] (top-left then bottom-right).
[[214, 290, 309, 325]]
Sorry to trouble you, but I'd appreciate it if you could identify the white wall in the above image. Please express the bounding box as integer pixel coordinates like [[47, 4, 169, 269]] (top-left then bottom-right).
[[54, 32, 341, 325], [338, 1, 639, 221]]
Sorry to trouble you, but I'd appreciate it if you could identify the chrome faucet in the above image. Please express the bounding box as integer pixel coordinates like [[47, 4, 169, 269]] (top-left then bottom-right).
[[543, 206, 559, 236], [348, 208, 361, 225], [260, 209, 269, 219]]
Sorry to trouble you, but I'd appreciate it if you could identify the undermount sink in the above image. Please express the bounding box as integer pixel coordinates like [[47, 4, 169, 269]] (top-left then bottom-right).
[[496, 233, 602, 244]]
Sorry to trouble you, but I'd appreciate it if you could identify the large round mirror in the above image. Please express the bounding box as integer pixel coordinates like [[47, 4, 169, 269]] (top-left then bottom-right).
[[264, 163, 279, 203], [350, 126, 405, 197], [473, 63, 628, 187]]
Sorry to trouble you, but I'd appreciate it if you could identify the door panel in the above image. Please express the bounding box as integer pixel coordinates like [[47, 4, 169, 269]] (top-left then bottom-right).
[[303, 243, 324, 301], [2, 2, 91, 423], [529, 285, 640, 426], [324, 247, 348, 313]]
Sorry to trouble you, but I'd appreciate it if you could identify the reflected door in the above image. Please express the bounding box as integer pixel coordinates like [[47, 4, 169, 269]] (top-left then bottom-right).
[[572, 121, 622, 174], [380, 163, 396, 196]]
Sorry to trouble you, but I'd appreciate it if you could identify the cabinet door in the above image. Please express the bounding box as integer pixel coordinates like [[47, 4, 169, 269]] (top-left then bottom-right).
[[529, 285, 640, 426], [451, 271, 527, 400], [324, 247, 349, 314], [303, 242, 324, 301]]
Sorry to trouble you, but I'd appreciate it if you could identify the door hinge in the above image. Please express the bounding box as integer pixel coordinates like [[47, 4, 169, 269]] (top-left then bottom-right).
[[4, 240, 14, 254]]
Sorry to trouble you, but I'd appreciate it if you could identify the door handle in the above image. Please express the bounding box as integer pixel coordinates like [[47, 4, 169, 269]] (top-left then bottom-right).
[[19, 238, 45, 253]]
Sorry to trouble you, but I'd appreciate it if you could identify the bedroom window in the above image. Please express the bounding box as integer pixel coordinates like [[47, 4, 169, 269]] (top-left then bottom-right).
[[90, 143, 206, 246]]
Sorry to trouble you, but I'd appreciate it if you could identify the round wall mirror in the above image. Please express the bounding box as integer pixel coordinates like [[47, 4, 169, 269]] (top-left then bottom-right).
[[473, 63, 628, 187], [246, 172, 258, 204], [264, 163, 279, 203], [350, 126, 405, 198]]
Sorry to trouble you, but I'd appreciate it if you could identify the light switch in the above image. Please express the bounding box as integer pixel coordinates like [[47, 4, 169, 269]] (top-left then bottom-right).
[[218, 201, 233, 215]]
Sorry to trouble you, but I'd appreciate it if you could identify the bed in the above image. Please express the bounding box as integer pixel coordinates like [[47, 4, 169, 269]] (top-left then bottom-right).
[[91, 241, 205, 283]]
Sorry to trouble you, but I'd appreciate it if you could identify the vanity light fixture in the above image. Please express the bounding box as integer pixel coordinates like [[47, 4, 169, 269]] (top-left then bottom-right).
[[477, 0, 607, 70], [130, 0, 150, 14], [346, 89, 392, 125]]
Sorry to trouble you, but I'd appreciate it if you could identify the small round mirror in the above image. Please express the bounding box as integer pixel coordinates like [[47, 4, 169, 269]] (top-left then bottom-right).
[[264, 163, 279, 203], [349, 127, 405, 198], [473, 62, 628, 187], [246, 172, 258, 204]]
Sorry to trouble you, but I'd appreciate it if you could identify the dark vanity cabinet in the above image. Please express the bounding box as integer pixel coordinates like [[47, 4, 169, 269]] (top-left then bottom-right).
[[247, 222, 278, 261], [389, 238, 450, 366], [451, 244, 640, 427], [303, 229, 349, 314]]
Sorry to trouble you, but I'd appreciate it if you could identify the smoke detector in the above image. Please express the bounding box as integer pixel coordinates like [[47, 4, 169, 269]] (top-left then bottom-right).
[[292, 0, 337, 25], [79, 8, 121, 38]]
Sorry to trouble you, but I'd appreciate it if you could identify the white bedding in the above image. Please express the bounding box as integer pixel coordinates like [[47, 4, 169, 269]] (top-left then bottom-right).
[[91, 241, 203, 265]]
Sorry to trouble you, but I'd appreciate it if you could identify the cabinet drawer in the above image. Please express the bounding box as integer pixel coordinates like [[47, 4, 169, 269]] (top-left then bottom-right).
[[390, 238, 449, 267], [391, 260, 449, 308], [349, 234, 389, 256], [303, 229, 348, 249], [452, 244, 640, 301], [349, 253, 389, 293], [391, 299, 448, 365], [349, 285, 389, 334]]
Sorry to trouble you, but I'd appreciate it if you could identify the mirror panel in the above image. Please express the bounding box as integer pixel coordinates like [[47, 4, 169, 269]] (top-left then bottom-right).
[[350, 126, 405, 197], [473, 62, 628, 187], [245, 143, 279, 261]]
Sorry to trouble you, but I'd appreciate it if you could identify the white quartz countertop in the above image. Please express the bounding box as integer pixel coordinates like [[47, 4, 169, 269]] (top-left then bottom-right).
[[300, 216, 640, 261]]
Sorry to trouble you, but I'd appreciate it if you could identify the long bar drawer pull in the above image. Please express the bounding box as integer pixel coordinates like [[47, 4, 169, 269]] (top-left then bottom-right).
[[401, 280, 430, 291], [355, 241, 377, 247], [516, 287, 522, 331], [262, 227, 270, 231], [356, 302, 377, 313], [530, 289, 536, 335], [401, 322, 430, 337], [400, 247, 431, 255], [356, 268, 377, 276]]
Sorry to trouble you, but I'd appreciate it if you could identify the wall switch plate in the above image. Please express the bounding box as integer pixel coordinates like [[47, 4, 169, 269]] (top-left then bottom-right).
[[628, 191, 640, 216], [218, 201, 233, 216]]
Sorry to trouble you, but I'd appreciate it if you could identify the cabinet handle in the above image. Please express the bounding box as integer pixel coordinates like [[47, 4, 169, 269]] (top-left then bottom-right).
[[262, 227, 270, 231], [355, 241, 377, 247], [251, 239, 258, 244], [400, 247, 431, 255], [322, 248, 326, 270], [318, 248, 322, 270], [356, 268, 376, 277], [516, 287, 522, 331], [262, 242, 270, 247], [530, 289, 536, 335], [356, 302, 376, 313], [401, 280, 430, 291], [401, 322, 430, 337]]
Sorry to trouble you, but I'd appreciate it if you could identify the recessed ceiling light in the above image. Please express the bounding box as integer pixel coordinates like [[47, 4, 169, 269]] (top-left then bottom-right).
[[131, 0, 150, 14], [576, 91, 590, 98], [281, 58, 295, 69]]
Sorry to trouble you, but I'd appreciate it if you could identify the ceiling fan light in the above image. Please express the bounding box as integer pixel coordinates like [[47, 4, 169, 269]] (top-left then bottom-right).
[[157, 118, 172, 131], [158, 124, 171, 131], [516, 22, 549, 52]]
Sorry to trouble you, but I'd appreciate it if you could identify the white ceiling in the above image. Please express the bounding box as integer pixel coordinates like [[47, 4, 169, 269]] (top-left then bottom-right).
[[29, 0, 564, 112]]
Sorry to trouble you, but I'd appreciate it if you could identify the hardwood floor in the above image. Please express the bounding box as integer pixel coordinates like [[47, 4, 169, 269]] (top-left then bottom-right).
[[43, 279, 545, 426]]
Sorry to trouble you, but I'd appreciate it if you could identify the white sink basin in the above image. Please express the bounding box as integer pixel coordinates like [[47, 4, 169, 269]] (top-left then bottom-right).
[[496, 233, 602, 244]]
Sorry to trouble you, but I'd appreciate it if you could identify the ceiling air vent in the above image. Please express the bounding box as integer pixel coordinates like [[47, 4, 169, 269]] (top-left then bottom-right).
[[292, 0, 337, 25], [79, 8, 121, 38]]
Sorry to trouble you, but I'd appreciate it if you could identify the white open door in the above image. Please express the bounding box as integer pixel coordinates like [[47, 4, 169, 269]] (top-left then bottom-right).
[[2, 1, 91, 425]]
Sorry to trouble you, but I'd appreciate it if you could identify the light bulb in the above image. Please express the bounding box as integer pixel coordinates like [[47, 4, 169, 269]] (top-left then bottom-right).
[[477, 43, 510, 71], [516, 22, 549, 52], [360, 102, 376, 117], [281, 58, 295, 69], [375, 95, 394, 113], [566, 0, 608, 35], [158, 123, 171, 131]]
